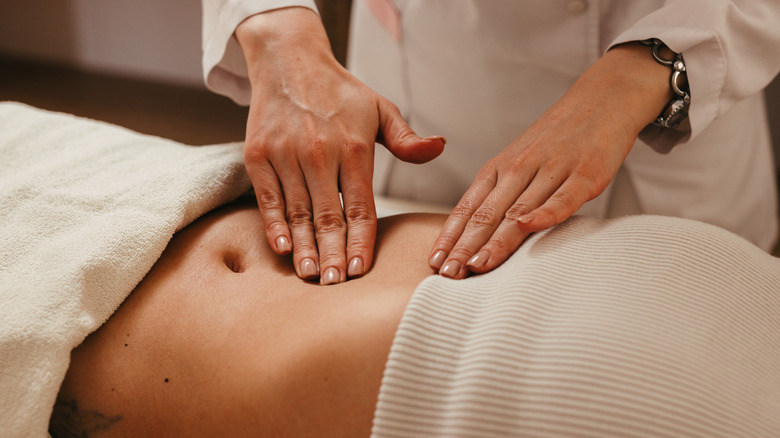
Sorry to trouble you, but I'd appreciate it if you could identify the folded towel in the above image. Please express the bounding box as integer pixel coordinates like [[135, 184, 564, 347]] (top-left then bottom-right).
[[0, 102, 251, 437]]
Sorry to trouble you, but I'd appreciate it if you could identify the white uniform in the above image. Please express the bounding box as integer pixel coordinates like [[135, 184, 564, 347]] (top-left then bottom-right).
[[202, 0, 780, 251]]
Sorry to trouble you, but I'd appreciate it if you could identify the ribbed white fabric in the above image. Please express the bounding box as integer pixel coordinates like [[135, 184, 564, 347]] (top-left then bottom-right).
[[372, 215, 780, 438]]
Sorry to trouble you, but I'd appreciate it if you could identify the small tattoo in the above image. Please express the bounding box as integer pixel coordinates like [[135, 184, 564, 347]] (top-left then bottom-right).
[[49, 398, 122, 438]]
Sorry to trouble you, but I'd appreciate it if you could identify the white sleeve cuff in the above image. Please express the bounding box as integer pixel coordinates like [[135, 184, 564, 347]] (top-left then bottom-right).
[[606, 0, 780, 153], [202, 0, 318, 105]]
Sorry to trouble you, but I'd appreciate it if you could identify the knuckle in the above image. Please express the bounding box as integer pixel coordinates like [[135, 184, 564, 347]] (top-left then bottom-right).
[[482, 156, 500, 170], [317, 249, 345, 267], [469, 206, 500, 227], [435, 233, 460, 249], [550, 190, 574, 207], [450, 200, 477, 220], [572, 169, 608, 198], [264, 219, 288, 235], [344, 201, 375, 225], [315, 210, 346, 234], [569, 173, 605, 202], [448, 246, 475, 260], [243, 138, 271, 162], [547, 196, 575, 223], [346, 240, 373, 257], [486, 232, 511, 251], [475, 165, 499, 185], [505, 201, 534, 220], [384, 100, 401, 114], [287, 208, 313, 228], [344, 139, 372, 157], [379, 99, 403, 120], [256, 189, 284, 211], [505, 158, 527, 175], [293, 242, 318, 256], [541, 199, 574, 224], [590, 178, 610, 198], [505, 149, 535, 170], [303, 136, 330, 166], [537, 207, 565, 226]]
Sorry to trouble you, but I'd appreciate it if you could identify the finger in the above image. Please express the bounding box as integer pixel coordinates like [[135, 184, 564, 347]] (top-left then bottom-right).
[[503, 170, 568, 224], [438, 165, 547, 279], [515, 176, 594, 232], [437, 177, 531, 279], [339, 143, 377, 279], [243, 149, 292, 257], [377, 99, 446, 164], [465, 172, 568, 275], [465, 215, 533, 275], [428, 168, 498, 274], [302, 153, 348, 286], [251, 139, 321, 281], [279, 167, 321, 282]]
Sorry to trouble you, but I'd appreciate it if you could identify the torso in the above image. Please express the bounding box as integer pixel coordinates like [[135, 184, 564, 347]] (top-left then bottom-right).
[[53, 200, 446, 437]]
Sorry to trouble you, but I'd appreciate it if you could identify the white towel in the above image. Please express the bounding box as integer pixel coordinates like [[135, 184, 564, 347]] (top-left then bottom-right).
[[0, 102, 251, 437]]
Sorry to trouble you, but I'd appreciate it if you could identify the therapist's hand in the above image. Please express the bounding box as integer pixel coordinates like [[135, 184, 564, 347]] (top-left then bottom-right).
[[428, 43, 676, 279], [236, 7, 445, 285]]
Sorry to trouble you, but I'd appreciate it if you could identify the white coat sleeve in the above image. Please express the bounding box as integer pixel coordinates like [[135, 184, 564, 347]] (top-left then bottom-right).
[[201, 0, 318, 105], [609, 0, 780, 152]]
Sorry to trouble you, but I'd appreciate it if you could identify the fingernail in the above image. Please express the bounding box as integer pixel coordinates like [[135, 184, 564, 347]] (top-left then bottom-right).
[[299, 258, 318, 279], [518, 214, 535, 224], [348, 257, 364, 277], [440, 260, 461, 278], [429, 250, 447, 270], [275, 236, 291, 253], [425, 135, 447, 144], [322, 267, 340, 285], [467, 251, 489, 269]]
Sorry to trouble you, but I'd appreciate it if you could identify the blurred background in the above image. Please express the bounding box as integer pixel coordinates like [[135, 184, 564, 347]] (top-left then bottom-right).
[[1, 0, 778, 252], [0, 0, 350, 145]]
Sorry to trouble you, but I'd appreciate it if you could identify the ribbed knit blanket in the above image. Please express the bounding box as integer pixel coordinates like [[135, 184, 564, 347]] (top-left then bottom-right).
[[0, 102, 251, 437], [373, 215, 780, 437]]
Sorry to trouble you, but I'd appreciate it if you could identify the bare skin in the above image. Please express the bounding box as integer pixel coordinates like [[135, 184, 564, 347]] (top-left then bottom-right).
[[51, 200, 446, 437], [234, 6, 677, 283]]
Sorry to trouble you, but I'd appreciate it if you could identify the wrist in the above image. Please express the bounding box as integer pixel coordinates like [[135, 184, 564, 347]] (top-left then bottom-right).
[[638, 39, 690, 129], [598, 42, 677, 135], [235, 7, 335, 76]]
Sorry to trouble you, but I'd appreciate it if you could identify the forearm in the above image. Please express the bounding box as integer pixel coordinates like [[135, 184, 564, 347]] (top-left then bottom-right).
[[235, 7, 338, 84], [200, 0, 319, 104], [563, 42, 676, 139]]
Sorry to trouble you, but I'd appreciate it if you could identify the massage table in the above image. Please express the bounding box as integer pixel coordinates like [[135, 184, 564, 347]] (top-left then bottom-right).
[[1, 102, 778, 437]]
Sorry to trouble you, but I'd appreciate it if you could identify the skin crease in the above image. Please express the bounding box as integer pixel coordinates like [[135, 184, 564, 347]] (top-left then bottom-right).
[[235, 7, 676, 283], [52, 200, 446, 437]]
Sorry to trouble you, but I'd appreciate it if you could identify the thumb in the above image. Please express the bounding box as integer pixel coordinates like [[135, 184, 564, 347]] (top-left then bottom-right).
[[377, 99, 445, 164]]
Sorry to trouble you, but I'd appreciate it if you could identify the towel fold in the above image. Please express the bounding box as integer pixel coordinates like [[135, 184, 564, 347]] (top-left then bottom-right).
[[0, 102, 251, 437]]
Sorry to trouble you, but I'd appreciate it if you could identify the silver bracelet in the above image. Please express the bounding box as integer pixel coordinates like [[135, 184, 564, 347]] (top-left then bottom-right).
[[640, 38, 691, 129]]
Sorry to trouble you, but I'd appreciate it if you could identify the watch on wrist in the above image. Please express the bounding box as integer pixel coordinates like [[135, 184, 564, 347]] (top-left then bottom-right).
[[640, 38, 691, 129]]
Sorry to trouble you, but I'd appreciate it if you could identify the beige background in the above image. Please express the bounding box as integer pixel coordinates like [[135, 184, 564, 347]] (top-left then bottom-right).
[[0, 0, 777, 170]]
